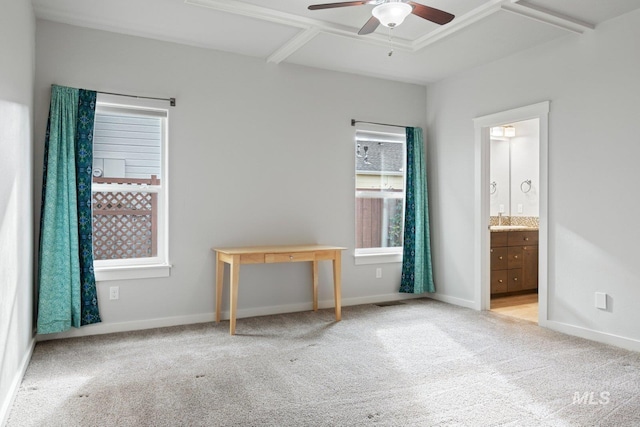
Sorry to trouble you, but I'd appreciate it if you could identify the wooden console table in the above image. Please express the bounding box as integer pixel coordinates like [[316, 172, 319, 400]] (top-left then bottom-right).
[[213, 245, 346, 335]]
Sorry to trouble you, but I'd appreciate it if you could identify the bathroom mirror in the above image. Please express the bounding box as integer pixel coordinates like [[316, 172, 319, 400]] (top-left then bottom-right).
[[490, 119, 540, 219]]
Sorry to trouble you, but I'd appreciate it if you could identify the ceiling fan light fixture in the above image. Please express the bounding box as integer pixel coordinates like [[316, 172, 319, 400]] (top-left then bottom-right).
[[372, 2, 412, 28]]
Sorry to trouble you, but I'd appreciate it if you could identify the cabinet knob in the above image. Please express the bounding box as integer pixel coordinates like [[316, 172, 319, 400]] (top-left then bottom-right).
[[514, 255, 518, 259], [498, 279, 503, 283], [499, 256, 503, 260], [513, 277, 518, 281], [524, 237, 529, 241], [289, 255, 294, 260]]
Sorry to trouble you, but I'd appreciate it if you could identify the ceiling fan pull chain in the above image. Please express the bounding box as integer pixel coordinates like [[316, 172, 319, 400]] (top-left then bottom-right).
[[388, 27, 394, 57]]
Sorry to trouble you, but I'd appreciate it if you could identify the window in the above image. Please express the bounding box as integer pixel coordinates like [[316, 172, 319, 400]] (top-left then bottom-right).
[[91, 95, 170, 281], [354, 128, 406, 264]]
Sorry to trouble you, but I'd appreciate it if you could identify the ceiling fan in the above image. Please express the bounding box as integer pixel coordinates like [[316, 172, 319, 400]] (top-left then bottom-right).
[[308, 0, 455, 35]]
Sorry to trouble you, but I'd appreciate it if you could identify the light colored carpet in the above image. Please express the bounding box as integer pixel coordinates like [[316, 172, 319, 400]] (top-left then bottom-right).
[[8, 299, 640, 426]]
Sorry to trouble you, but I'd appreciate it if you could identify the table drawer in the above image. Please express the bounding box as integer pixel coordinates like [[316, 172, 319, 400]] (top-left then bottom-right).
[[315, 250, 336, 261], [265, 252, 315, 263], [240, 253, 265, 264]]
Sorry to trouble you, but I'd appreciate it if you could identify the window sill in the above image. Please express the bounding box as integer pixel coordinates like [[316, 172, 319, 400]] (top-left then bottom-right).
[[95, 263, 172, 282], [354, 252, 402, 265]]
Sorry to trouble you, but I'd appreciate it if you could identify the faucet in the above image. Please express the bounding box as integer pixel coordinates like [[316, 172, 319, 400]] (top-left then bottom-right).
[[498, 212, 503, 226]]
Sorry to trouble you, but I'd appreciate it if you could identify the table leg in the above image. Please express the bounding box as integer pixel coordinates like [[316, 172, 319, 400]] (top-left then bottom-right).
[[229, 255, 240, 335], [332, 251, 342, 321], [215, 253, 224, 323], [312, 260, 319, 311]]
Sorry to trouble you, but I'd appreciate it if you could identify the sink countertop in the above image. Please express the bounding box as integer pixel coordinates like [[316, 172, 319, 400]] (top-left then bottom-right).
[[490, 225, 539, 232]]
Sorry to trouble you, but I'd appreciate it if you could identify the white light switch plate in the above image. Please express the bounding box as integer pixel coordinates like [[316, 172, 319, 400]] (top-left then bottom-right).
[[595, 292, 607, 310]]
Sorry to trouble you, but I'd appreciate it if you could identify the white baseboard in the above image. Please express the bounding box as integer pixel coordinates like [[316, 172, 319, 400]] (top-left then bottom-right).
[[428, 295, 640, 352], [36, 293, 426, 341], [426, 292, 477, 309], [544, 320, 640, 353], [29, 297, 640, 363], [429, 294, 640, 353], [1, 338, 35, 427], [329, 292, 425, 308], [36, 313, 216, 342]]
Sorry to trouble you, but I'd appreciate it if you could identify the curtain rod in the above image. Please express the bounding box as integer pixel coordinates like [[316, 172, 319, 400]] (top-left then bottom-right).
[[351, 119, 408, 129], [98, 91, 176, 107]]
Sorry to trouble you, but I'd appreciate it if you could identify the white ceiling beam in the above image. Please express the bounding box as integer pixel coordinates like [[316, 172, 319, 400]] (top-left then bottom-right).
[[412, 0, 505, 51], [267, 28, 320, 64], [186, 0, 312, 30], [184, 0, 405, 44], [186, 0, 594, 62], [501, 1, 595, 34], [185, 0, 413, 54]]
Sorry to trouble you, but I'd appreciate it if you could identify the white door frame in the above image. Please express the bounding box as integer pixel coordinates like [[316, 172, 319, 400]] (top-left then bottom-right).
[[472, 101, 549, 326]]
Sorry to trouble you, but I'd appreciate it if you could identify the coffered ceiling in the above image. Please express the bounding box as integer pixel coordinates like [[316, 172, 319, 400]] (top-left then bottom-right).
[[31, 0, 640, 84]]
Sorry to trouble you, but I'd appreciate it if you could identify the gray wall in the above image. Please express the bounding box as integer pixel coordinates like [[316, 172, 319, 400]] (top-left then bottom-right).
[[426, 8, 640, 348], [0, 1, 35, 423], [34, 20, 427, 338]]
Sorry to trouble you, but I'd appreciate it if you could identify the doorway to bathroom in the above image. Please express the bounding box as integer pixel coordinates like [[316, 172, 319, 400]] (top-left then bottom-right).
[[472, 102, 549, 326], [489, 118, 540, 322]]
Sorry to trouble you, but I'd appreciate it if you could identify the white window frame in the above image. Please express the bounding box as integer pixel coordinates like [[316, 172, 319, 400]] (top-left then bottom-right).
[[353, 126, 406, 265], [92, 94, 171, 281]]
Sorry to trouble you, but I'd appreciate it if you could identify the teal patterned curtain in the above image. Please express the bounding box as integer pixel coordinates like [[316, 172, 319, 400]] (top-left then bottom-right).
[[37, 85, 101, 334], [400, 127, 435, 294]]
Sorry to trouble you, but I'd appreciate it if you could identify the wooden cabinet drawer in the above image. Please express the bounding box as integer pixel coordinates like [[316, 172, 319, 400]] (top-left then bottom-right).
[[491, 270, 508, 294], [491, 247, 508, 270], [508, 231, 538, 246], [507, 246, 523, 269], [265, 252, 315, 263], [491, 230, 538, 295], [491, 232, 508, 248], [508, 269, 523, 292], [522, 245, 539, 290]]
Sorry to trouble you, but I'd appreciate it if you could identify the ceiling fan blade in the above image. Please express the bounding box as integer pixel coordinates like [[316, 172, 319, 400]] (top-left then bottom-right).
[[308, 1, 371, 10], [408, 2, 454, 25], [358, 15, 380, 35]]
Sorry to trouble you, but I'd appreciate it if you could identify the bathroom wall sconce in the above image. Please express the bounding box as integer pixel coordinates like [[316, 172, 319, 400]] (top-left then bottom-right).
[[490, 125, 516, 137]]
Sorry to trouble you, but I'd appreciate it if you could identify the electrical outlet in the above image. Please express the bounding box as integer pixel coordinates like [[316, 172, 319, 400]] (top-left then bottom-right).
[[109, 286, 119, 300], [517, 204, 523, 213], [376, 268, 382, 279]]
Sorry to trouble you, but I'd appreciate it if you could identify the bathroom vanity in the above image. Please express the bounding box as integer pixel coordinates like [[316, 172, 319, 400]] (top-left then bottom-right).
[[490, 228, 538, 295]]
